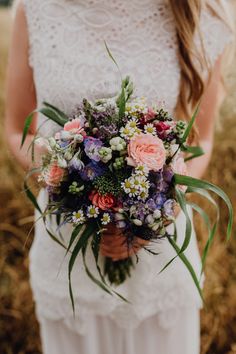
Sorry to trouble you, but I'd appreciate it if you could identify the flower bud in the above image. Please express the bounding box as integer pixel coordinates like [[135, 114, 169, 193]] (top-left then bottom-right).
[[132, 219, 142, 226]]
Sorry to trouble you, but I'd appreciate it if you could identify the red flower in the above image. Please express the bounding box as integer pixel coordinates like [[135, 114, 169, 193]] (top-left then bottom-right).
[[89, 190, 116, 210]]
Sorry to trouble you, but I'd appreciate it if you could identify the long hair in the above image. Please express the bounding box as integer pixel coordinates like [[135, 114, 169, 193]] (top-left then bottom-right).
[[169, 0, 235, 122]]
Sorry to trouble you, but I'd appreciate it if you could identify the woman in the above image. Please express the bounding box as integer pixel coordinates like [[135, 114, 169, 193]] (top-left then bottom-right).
[[5, 0, 234, 353]]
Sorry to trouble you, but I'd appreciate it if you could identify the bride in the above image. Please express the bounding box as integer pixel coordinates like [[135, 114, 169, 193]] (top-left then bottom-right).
[[5, 0, 234, 353]]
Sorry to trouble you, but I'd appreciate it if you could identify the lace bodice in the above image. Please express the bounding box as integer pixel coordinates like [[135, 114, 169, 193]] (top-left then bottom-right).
[[21, 0, 234, 331]]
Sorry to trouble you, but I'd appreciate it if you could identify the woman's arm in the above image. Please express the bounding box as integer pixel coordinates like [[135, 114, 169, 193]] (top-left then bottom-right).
[[186, 56, 225, 179], [4, 2, 40, 171]]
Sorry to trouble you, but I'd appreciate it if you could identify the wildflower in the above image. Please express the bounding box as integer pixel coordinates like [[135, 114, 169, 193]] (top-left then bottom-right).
[[135, 165, 149, 176], [109, 137, 126, 151], [101, 213, 111, 225], [144, 123, 157, 136], [72, 209, 85, 225], [84, 137, 103, 162], [80, 161, 104, 181], [87, 205, 99, 218], [68, 151, 85, 172], [99, 147, 112, 163]]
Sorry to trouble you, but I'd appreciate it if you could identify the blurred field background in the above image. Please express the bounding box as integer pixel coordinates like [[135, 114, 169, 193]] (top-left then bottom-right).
[[0, 4, 236, 354]]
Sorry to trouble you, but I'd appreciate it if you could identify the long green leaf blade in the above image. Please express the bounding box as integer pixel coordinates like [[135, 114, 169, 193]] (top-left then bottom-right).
[[42, 102, 69, 121], [68, 224, 96, 313], [175, 188, 192, 253], [181, 104, 199, 143], [174, 174, 233, 240], [39, 107, 67, 127], [168, 235, 204, 302], [21, 112, 34, 148]]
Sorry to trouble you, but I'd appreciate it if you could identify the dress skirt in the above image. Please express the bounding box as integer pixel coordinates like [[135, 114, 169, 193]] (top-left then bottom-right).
[[39, 308, 200, 354]]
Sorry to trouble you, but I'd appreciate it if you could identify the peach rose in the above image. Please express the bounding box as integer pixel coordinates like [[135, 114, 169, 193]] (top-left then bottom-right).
[[64, 118, 84, 134], [44, 163, 66, 187], [172, 156, 188, 192], [89, 191, 116, 210], [127, 133, 166, 171]]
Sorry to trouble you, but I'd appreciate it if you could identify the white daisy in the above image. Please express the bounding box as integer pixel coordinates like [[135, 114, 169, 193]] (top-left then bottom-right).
[[144, 123, 157, 136], [72, 209, 85, 225], [101, 213, 111, 225], [87, 205, 99, 218]]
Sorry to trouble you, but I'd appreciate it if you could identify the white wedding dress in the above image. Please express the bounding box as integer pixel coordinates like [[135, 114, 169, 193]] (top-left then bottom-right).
[[21, 0, 233, 353]]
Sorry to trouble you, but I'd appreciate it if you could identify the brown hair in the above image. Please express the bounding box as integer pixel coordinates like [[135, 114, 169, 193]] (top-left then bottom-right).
[[169, 0, 208, 122]]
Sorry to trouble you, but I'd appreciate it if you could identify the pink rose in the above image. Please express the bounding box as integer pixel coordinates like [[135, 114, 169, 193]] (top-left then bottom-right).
[[127, 133, 166, 171], [44, 163, 66, 187], [64, 118, 84, 134], [172, 156, 188, 192]]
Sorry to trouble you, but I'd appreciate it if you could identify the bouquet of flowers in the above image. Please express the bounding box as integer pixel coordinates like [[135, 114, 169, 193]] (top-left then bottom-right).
[[22, 50, 233, 311]]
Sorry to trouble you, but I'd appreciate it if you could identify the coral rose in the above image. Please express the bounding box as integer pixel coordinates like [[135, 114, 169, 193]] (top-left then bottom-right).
[[89, 191, 116, 210], [44, 163, 66, 187], [127, 133, 166, 171], [64, 118, 84, 134]]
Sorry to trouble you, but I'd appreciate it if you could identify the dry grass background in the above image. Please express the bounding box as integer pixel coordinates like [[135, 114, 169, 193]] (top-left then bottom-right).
[[0, 6, 236, 354]]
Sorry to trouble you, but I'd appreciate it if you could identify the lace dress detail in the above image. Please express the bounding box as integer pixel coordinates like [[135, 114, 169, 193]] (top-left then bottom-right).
[[22, 0, 234, 332]]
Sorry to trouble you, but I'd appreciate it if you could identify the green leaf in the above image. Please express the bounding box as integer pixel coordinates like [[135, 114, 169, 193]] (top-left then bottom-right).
[[82, 244, 114, 296], [186, 202, 218, 275], [104, 40, 121, 76], [175, 188, 192, 253], [182, 145, 205, 161], [68, 223, 96, 313], [23, 178, 42, 214], [39, 107, 68, 127], [21, 112, 34, 148], [45, 226, 67, 250], [181, 104, 199, 143], [66, 224, 84, 256], [174, 174, 233, 241], [168, 235, 204, 302], [42, 102, 69, 121], [118, 85, 126, 121]]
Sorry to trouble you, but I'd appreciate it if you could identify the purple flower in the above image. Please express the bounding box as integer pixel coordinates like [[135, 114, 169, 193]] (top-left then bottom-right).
[[84, 137, 103, 162], [153, 193, 167, 209], [80, 161, 104, 181], [163, 199, 175, 218], [163, 166, 174, 183], [68, 153, 84, 172], [145, 198, 157, 211]]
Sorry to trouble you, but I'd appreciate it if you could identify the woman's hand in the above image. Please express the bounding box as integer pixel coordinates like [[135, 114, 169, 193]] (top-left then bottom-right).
[[100, 224, 149, 261]]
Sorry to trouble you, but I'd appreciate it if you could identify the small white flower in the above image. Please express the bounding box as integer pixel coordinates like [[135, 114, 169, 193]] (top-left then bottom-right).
[[153, 209, 161, 219], [87, 205, 99, 218], [57, 156, 67, 168], [146, 215, 155, 225], [101, 213, 111, 225], [135, 165, 149, 176], [144, 123, 157, 136], [72, 210, 85, 225]]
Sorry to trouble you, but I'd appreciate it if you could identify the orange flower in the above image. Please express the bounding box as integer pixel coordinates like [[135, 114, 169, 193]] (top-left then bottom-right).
[[44, 163, 66, 187], [127, 133, 166, 171], [89, 190, 116, 210]]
